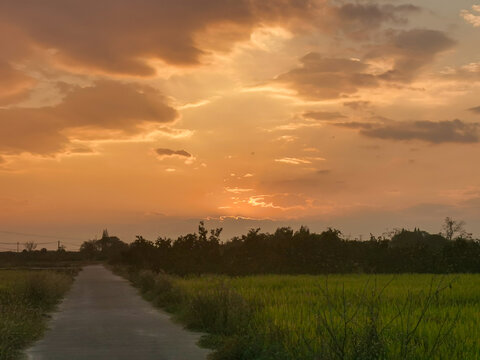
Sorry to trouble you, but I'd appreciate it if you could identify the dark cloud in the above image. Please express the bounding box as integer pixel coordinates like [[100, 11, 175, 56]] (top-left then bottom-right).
[[278, 29, 455, 100], [69, 147, 95, 154], [469, 106, 480, 114], [54, 81, 177, 131], [368, 29, 456, 82], [335, 121, 377, 130], [0, 1, 423, 79], [335, 119, 480, 144], [0, 81, 177, 156], [0, 0, 317, 76], [343, 101, 371, 110], [276, 53, 378, 99], [323, 3, 421, 40], [155, 148, 192, 158], [303, 111, 347, 121]]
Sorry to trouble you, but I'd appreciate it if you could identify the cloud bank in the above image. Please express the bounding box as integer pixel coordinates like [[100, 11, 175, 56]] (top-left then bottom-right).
[[277, 29, 455, 99], [336, 119, 479, 144], [0, 0, 319, 76], [0, 81, 177, 156]]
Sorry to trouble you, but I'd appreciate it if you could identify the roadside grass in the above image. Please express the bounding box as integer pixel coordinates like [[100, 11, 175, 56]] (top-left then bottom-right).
[[118, 268, 480, 360], [0, 269, 77, 360]]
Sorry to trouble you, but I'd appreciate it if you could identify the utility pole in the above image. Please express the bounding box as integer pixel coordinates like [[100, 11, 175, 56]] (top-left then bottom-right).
[[58, 240, 60, 251], [16, 242, 19, 253]]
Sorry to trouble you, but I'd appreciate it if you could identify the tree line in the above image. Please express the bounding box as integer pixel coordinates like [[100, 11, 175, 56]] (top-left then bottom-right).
[[79, 218, 480, 275]]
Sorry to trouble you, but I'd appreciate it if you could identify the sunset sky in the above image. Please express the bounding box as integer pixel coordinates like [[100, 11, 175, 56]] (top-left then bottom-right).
[[1, 0, 480, 248]]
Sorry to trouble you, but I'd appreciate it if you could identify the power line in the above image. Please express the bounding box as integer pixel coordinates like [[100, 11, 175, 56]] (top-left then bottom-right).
[[0, 247, 16, 251], [0, 241, 57, 245], [0, 239, 83, 252], [61, 242, 81, 247], [0, 230, 85, 241]]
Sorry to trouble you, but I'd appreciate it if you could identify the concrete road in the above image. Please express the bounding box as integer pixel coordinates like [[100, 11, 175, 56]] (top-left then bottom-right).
[[26, 265, 210, 360]]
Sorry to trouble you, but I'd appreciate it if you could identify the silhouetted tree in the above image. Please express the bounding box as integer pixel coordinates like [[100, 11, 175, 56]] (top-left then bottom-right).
[[113, 220, 480, 275], [79, 231, 128, 261], [24, 242, 37, 252], [80, 240, 99, 259], [442, 217, 470, 241]]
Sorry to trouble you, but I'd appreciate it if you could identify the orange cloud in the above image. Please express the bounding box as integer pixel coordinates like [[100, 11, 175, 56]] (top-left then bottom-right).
[[275, 157, 312, 165], [0, 81, 177, 156], [246, 193, 313, 212], [0, 0, 319, 76], [0, 23, 37, 105], [303, 111, 347, 121], [461, 5, 480, 27], [0, 61, 36, 105]]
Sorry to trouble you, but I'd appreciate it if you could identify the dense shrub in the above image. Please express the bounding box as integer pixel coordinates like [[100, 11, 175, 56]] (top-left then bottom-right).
[[113, 223, 480, 276]]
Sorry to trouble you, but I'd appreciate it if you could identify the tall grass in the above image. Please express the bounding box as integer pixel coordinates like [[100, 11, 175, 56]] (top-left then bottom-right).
[[119, 269, 479, 360], [0, 270, 76, 360]]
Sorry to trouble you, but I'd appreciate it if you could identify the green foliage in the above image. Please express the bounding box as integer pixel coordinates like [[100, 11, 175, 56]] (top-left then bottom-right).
[[313, 277, 460, 360], [184, 281, 253, 336], [122, 269, 478, 360], [0, 270, 75, 360]]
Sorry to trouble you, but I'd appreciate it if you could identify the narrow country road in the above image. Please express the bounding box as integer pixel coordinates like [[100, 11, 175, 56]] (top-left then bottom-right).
[[26, 265, 210, 360]]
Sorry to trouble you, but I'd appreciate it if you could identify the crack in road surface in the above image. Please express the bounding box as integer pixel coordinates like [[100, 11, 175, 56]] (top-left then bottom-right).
[[26, 265, 209, 360]]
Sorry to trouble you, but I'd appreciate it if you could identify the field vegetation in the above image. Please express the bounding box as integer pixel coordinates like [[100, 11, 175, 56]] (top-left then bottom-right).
[[120, 268, 480, 360], [0, 269, 76, 360], [103, 219, 480, 359]]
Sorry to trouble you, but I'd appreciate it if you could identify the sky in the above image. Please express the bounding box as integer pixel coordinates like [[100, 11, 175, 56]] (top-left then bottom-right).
[[1, 0, 480, 249]]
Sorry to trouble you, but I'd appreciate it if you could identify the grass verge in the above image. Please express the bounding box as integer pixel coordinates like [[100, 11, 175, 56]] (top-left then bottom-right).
[[0, 269, 77, 360]]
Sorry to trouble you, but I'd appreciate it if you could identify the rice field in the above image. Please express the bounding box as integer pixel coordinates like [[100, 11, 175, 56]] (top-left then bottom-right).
[[0, 270, 75, 360], [127, 271, 480, 360]]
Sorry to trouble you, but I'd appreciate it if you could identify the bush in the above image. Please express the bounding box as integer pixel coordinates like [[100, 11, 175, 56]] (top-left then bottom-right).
[[183, 281, 253, 336]]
